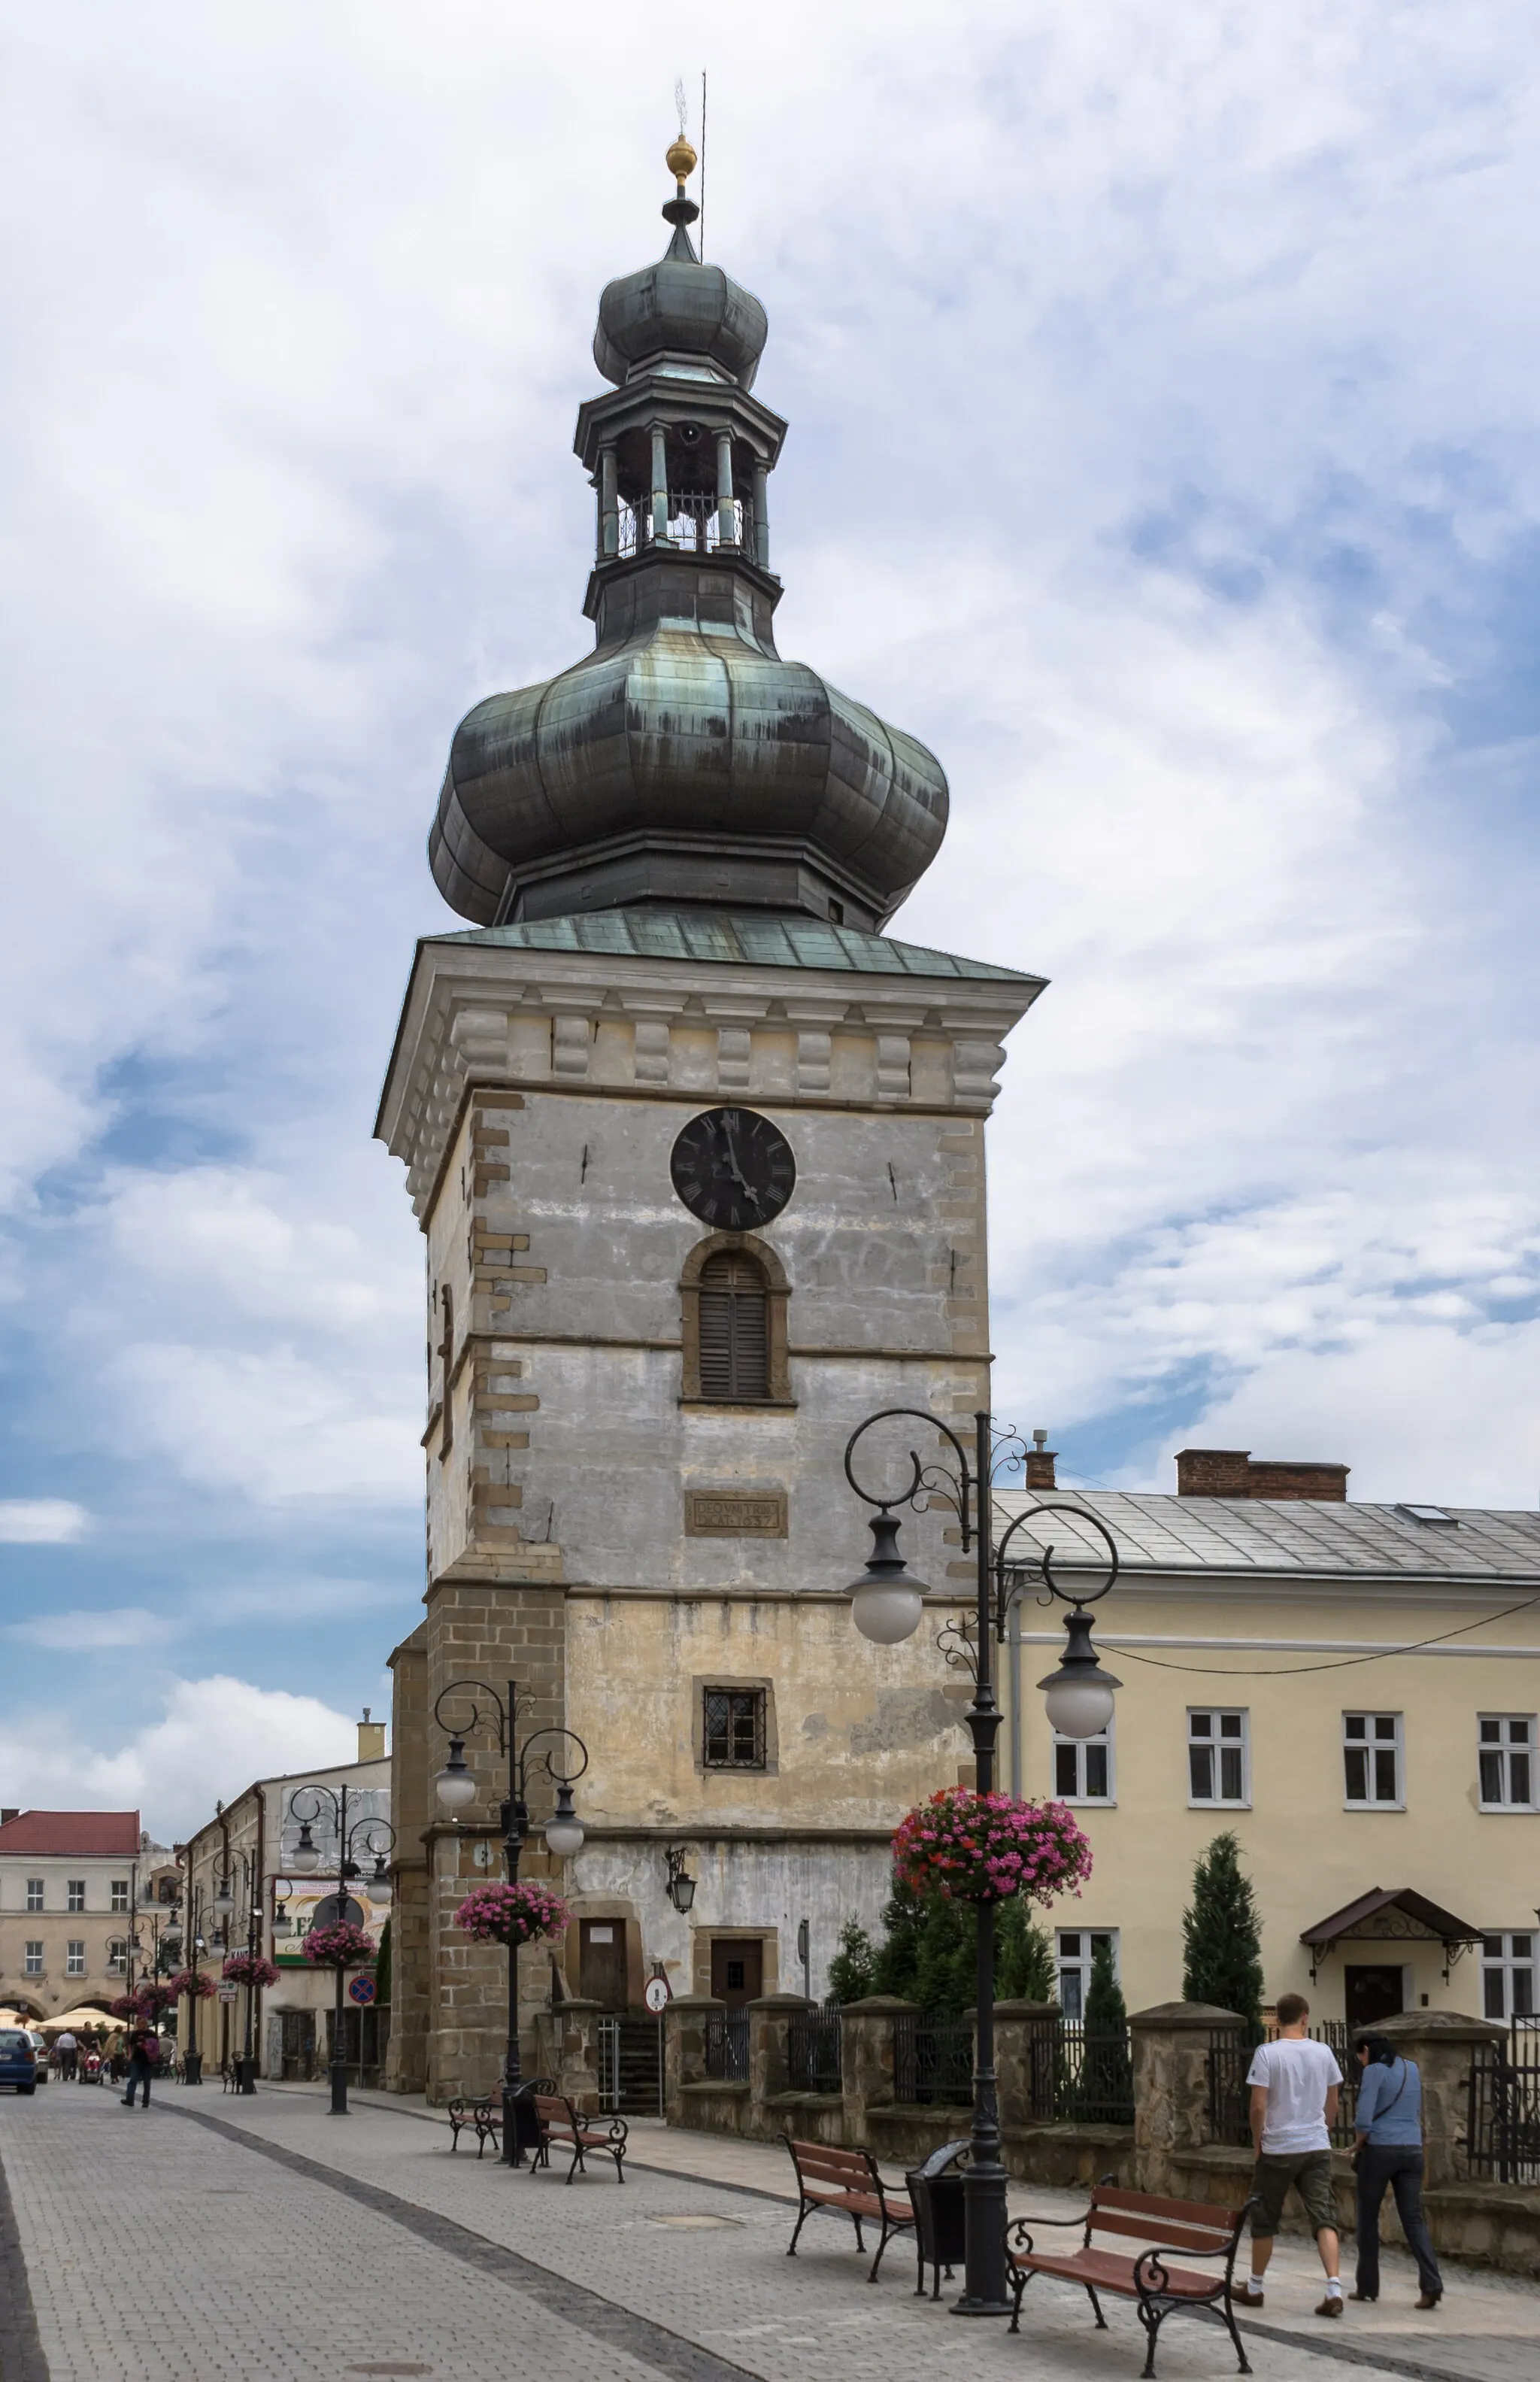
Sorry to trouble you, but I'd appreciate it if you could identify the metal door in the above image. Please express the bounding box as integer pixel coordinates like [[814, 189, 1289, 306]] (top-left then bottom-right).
[[1344, 1965, 1404, 2030], [711, 1939, 762, 2007]]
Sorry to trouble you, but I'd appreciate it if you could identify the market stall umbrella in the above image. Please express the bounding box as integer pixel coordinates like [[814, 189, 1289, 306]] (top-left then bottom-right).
[[39, 2006, 119, 2032]]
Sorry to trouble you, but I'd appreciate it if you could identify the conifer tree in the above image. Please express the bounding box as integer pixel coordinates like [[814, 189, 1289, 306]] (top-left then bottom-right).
[[1075, 1936, 1133, 2120], [871, 1877, 928, 2001], [826, 1917, 877, 2004], [1182, 1831, 1265, 2036], [996, 1898, 1056, 2000]]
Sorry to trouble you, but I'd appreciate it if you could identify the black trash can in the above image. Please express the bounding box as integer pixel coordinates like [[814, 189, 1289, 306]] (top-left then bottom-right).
[[905, 2139, 971, 2299]]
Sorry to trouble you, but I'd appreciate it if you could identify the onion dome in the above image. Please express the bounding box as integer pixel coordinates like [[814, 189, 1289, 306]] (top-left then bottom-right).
[[428, 141, 948, 933]]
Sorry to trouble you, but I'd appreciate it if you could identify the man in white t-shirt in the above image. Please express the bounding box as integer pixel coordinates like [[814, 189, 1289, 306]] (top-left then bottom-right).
[[1239, 1991, 1344, 2317]]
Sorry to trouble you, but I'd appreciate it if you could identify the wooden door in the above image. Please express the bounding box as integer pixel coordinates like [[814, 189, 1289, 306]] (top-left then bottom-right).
[[580, 1919, 629, 2010], [1345, 1965, 1404, 2030], [711, 1939, 762, 2007]]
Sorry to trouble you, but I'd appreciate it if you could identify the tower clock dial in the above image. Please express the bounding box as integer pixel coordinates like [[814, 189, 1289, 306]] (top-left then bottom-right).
[[670, 1107, 796, 1230]]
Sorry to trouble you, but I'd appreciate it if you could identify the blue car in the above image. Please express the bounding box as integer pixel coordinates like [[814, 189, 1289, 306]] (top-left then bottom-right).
[[0, 2027, 38, 2094]]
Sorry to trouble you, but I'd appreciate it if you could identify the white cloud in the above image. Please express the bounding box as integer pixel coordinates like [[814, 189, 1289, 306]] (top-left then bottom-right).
[[0, 1676, 360, 1839], [0, 1501, 91, 1544], [10, 1607, 166, 1651]]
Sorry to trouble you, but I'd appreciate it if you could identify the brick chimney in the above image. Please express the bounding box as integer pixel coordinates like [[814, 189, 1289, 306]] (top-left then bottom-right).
[[357, 1707, 387, 1763], [1176, 1448, 1348, 1501], [1025, 1429, 1056, 1491]]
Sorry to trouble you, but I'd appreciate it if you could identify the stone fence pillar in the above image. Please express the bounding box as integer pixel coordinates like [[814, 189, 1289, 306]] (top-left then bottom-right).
[[996, 2000, 1061, 2129], [1375, 2009, 1508, 2188], [542, 1995, 605, 2112], [749, 1993, 809, 2108], [1129, 2001, 1243, 2197], [664, 1994, 723, 2126], [839, 1995, 917, 2139]]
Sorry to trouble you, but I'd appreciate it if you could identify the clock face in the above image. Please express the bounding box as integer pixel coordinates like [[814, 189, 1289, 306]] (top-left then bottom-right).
[[670, 1107, 796, 1231]]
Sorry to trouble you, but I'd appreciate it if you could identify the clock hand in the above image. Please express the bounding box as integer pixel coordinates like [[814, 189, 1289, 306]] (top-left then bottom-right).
[[717, 1119, 762, 1207]]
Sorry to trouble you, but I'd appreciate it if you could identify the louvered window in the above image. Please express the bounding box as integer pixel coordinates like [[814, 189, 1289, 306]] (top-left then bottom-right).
[[697, 1252, 769, 1400]]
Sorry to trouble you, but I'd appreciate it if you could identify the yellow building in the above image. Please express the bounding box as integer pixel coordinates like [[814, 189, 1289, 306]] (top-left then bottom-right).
[[994, 1448, 1539, 2032]]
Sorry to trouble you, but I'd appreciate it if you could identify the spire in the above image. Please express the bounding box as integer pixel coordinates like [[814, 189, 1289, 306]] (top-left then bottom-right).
[[662, 134, 699, 262]]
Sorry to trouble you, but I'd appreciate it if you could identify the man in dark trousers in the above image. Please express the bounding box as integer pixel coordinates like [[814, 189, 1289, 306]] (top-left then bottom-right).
[[122, 2022, 158, 2107]]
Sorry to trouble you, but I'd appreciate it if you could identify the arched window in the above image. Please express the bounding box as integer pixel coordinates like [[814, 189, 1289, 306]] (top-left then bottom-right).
[[697, 1252, 769, 1401]]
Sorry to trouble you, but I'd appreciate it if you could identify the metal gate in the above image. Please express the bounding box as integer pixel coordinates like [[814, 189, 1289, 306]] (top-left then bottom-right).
[[597, 2016, 622, 2113]]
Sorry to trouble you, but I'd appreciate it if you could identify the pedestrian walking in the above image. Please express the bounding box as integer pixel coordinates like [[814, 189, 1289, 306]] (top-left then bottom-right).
[[1351, 2034, 1443, 2309], [55, 2028, 77, 2081], [1238, 1992, 1345, 2317], [121, 2022, 157, 2108]]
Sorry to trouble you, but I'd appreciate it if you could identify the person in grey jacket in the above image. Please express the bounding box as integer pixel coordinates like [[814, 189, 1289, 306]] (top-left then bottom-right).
[[1351, 2034, 1442, 2308]]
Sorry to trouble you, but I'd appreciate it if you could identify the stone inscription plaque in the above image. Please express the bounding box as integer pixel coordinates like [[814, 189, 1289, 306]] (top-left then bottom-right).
[[684, 1491, 788, 1539]]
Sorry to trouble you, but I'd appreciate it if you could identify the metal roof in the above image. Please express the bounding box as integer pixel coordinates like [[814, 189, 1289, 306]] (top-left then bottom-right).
[[991, 1491, 1540, 1584], [427, 909, 1041, 986], [1299, 1886, 1482, 1954], [0, 1810, 141, 1857]]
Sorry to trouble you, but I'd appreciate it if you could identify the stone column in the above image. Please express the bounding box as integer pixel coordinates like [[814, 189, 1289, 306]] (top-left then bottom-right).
[[544, 1995, 605, 2113], [996, 1999, 1061, 2129], [839, 1995, 916, 2140], [1375, 2008, 1508, 2188], [664, 1993, 723, 2126], [1129, 2001, 1243, 2196], [753, 461, 769, 569], [748, 1992, 808, 2118], [714, 429, 737, 547], [599, 445, 618, 560], [650, 426, 669, 547]]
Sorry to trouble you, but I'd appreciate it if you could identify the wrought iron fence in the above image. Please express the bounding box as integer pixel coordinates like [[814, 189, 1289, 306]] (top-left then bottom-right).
[[705, 2008, 749, 2083], [1208, 2024, 1357, 2149], [617, 492, 756, 560], [894, 2013, 974, 2106], [787, 2005, 842, 2094], [1056, 2020, 1135, 2125], [596, 2015, 621, 2113], [1467, 2019, 1540, 2183]]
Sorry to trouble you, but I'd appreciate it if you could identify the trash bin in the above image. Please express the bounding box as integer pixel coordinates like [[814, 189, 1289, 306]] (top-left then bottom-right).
[[905, 2139, 971, 2299]]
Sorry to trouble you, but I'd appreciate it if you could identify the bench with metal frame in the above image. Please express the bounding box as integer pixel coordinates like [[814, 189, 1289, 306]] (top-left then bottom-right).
[[781, 2136, 916, 2284], [528, 2089, 628, 2183], [447, 2096, 502, 2158], [1006, 2177, 1257, 2378]]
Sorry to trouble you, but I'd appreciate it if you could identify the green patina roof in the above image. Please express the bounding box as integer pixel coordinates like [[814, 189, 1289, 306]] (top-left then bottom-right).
[[427, 909, 1042, 986]]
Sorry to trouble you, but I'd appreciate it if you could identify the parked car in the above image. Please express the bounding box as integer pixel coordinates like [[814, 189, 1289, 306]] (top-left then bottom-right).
[[0, 2028, 38, 2094], [26, 2031, 48, 2082]]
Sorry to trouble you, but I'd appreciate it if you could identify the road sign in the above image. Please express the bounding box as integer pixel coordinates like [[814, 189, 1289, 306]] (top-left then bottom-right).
[[348, 1974, 377, 2005], [644, 1974, 671, 2015], [217, 1983, 238, 2004]]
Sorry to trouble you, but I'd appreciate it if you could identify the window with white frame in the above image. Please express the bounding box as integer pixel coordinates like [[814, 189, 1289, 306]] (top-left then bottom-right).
[[1478, 1717, 1535, 1810], [1053, 1723, 1114, 1803], [1481, 1932, 1535, 2019], [25, 1878, 43, 1912], [1188, 1710, 1250, 1805], [66, 1879, 86, 1913], [1056, 1929, 1118, 2021], [1343, 1713, 1402, 1807], [23, 1941, 43, 1975], [65, 1940, 85, 1976], [107, 1939, 128, 1976], [111, 1878, 130, 1913]]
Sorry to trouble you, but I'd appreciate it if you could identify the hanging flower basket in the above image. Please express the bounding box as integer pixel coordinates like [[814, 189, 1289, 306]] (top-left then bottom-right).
[[110, 1983, 177, 2020], [454, 1881, 570, 1948], [167, 1969, 216, 2002], [891, 1789, 1094, 1905], [302, 1922, 376, 1969], [222, 1952, 280, 1989]]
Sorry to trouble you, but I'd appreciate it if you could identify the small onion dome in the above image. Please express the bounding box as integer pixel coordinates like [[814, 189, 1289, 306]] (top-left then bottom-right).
[[593, 143, 767, 389]]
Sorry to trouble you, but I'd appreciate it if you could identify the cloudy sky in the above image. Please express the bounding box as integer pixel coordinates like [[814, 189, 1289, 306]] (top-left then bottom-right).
[[2, 2, 1537, 1834]]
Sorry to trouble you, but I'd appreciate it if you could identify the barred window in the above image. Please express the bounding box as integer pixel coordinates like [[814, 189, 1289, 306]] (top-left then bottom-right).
[[703, 1686, 767, 1770], [697, 1252, 769, 1401]]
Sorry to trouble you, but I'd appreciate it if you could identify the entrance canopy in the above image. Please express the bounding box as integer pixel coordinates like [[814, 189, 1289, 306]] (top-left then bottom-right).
[[1300, 1886, 1482, 1983]]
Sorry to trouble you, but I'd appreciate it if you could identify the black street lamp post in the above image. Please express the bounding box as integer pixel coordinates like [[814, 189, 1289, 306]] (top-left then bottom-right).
[[211, 1852, 264, 2094], [841, 1407, 1120, 2317], [286, 1783, 396, 2116], [432, 1677, 587, 2168], [180, 1880, 206, 2085]]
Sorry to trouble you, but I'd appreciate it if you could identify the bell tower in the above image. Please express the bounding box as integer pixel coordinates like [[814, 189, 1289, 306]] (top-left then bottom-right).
[[380, 143, 1043, 2104]]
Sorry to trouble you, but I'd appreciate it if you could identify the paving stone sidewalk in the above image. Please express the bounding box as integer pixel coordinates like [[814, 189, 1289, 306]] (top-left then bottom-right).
[[2, 2083, 1533, 2382]]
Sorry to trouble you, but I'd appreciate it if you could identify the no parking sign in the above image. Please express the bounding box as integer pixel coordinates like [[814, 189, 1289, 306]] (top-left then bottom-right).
[[348, 1975, 377, 2006]]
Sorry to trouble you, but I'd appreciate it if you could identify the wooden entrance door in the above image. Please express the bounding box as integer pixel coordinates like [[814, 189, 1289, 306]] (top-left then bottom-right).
[[1345, 1965, 1405, 2030], [580, 1919, 629, 2009], [711, 1939, 762, 2007]]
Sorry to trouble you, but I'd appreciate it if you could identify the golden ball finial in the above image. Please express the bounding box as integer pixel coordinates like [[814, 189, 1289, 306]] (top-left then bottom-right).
[[666, 135, 698, 184]]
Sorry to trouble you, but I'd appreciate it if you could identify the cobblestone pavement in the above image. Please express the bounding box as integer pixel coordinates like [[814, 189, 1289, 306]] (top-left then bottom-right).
[[2, 2083, 1535, 2382]]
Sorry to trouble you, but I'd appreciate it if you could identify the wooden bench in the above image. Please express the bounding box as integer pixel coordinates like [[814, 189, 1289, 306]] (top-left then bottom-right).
[[528, 2090, 628, 2183], [781, 2137, 916, 2284], [1007, 2178, 1257, 2378]]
